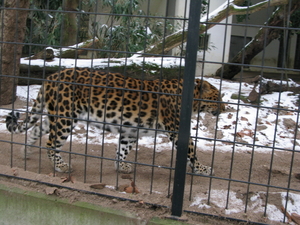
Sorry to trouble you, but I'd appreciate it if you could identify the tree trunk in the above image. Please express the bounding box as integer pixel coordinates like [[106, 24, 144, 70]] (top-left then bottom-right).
[[215, 0, 300, 79], [294, 34, 300, 69], [0, 0, 30, 105], [62, 0, 79, 46], [277, 30, 290, 68]]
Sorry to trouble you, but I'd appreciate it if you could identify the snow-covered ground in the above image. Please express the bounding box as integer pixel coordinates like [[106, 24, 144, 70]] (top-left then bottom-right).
[[207, 77, 300, 152], [1, 57, 299, 223], [21, 54, 183, 69], [191, 190, 300, 222]]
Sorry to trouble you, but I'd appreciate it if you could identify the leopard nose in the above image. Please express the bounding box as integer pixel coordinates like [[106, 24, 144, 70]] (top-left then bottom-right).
[[212, 103, 225, 116], [212, 109, 221, 116]]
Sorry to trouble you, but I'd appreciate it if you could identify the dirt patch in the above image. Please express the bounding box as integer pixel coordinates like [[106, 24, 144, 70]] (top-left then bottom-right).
[[0, 127, 299, 224]]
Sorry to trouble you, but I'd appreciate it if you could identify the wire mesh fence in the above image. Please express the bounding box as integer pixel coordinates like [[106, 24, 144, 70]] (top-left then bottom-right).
[[0, 0, 299, 224]]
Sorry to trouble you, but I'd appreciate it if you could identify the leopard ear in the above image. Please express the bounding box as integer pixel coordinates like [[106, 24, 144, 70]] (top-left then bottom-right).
[[201, 81, 209, 90], [198, 80, 209, 93]]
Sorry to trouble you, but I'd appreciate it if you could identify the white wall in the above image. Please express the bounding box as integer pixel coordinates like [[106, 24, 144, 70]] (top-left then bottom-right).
[[141, 0, 167, 17], [196, 0, 232, 76], [175, 0, 190, 18]]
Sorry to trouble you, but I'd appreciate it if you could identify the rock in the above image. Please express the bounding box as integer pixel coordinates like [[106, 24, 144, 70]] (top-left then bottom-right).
[[283, 118, 296, 130], [45, 187, 59, 195]]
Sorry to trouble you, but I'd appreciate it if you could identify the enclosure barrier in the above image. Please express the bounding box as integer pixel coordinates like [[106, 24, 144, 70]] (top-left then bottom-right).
[[0, 0, 299, 224]]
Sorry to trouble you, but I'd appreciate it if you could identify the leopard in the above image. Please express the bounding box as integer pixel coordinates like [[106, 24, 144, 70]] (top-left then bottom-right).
[[6, 68, 225, 175]]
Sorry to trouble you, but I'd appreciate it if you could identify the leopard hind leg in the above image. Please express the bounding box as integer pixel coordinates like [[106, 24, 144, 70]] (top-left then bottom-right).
[[20, 117, 50, 159], [115, 135, 137, 173]]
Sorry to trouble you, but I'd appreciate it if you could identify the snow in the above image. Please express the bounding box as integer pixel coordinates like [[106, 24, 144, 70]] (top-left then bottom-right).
[[21, 56, 183, 69], [191, 190, 300, 223], [282, 192, 300, 217], [1, 57, 300, 223], [205, 77, 300, 153], [201, 0, 234, 23]]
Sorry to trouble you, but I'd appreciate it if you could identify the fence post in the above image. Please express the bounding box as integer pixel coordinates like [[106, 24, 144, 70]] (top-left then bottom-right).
[[171, 0, 202, 218]]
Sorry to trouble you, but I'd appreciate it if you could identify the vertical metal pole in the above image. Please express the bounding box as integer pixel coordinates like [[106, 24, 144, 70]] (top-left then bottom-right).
[[171, 0, 202, 217]]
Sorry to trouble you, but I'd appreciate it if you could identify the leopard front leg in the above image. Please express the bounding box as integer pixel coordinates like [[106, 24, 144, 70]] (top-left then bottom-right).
[[187, 138, 214, 176], [47, 148, 72, 173], [46, 117, 74, 173], [161, 104, 214, 175], [169, 131, 214, 176], [115, 136, 136, 173]]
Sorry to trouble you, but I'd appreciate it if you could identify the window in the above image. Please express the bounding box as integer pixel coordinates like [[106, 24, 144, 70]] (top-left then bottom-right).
[[199, 34, 210, 50]]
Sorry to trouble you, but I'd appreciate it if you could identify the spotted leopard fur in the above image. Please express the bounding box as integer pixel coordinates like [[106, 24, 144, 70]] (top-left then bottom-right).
[[6, 68, 225, 175]]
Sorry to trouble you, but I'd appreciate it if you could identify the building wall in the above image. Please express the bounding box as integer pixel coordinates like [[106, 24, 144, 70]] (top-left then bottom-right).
[[147, 0, 233, 76], [89, 1, 297, 75], [230, 0, 297, 72], [140, 0, 167, 17], [196, 0, 232, 76]]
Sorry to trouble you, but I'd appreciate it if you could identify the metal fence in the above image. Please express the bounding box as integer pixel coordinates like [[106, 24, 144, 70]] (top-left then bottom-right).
[[0, 0, 299, 224]]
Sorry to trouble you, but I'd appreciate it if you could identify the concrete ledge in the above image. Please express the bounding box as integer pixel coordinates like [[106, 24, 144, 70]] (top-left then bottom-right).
[[0, 183, 188, 225]]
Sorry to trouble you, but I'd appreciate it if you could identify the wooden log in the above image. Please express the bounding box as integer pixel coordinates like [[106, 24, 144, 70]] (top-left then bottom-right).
[[24, 38, 100, 60], [18, 65, 65, 85], [247, 76, 300, 103]]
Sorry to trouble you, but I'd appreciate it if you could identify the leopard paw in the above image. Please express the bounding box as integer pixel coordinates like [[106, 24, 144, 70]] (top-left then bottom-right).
[[55, 162, 72, 173], [194, 164, 214, 176], [115, 161, 132, 173]]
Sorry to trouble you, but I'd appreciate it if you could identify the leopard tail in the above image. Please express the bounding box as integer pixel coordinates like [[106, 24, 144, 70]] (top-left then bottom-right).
[[6, 85, 45, 134]]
